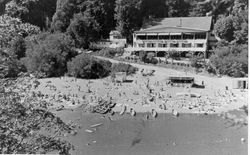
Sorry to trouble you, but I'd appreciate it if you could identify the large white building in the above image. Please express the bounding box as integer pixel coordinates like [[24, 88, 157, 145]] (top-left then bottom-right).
[[129, 16, 217, 58]]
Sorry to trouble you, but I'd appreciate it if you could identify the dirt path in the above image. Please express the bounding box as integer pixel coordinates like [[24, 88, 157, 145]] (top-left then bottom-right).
[[95, 56, 243, 91]]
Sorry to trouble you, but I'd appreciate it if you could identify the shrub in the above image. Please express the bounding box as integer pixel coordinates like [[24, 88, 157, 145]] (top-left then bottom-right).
[[10, 36, 26, 59], [97, 48, 124, 58], [67, 54, 112, 79], [0, 15, 41, 48], [138, 50, 147, 62], [111, 63, 137, 75], [168, 50, 180, 60], [23, 33, 77, 77], [0, 49, 26, 78], [209, 44, 248, 77], [0, 79, 74, 154], [190, 57, 203, 69], [150, 57, 158, 64], [138, 51, 158, 64]]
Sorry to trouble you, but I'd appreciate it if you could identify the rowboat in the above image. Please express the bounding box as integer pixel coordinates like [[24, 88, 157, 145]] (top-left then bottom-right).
[[90, 123, 103, 128], [85, 129, 93, 133]]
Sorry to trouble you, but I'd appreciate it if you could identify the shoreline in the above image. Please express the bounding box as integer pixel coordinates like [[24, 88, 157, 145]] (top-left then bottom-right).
[[18, 56, 247, 117]]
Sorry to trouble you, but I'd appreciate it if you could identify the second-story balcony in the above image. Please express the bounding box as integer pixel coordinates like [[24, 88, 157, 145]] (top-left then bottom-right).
[[129, 47, 206, 52], [133, 39, 207, 52]]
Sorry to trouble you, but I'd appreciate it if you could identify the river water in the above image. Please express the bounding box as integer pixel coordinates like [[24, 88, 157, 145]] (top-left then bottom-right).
[[56, 110, 247, 155]]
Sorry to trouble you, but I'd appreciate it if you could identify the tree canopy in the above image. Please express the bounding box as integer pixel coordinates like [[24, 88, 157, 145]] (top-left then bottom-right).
[[5, 0, 57, 30], [0, 15, 41, 48]]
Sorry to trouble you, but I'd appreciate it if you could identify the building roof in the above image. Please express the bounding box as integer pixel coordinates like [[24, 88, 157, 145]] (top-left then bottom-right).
[[109, 30, 121, 35], [136, 16, 212, 34]]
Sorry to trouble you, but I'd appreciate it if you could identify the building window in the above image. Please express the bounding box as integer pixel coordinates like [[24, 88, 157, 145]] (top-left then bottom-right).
[[183, 34, 194, 39], [147, 43, 156, 48], [159, 35, 170, 40], [158, 43, 167, 47], [195, 33, 206, 39], [170, 43, 179, 47], [147, 35, 158, 40], [182, 43, 192, 48], [196, 43, 204, 48], [138, 43, 145, 47], [137, 35, 146, 40], [170, 35, 181, 40]]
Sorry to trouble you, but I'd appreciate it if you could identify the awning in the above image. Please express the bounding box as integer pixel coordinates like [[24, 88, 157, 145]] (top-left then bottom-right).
[[158, 33, 170, 35], [136, 34, 146, 36], [169, 33, 182, 35], [146, 33, 158, 36]]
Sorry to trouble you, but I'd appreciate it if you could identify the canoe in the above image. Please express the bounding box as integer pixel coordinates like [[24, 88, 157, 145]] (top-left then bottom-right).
[[85, 129, 93, 133]]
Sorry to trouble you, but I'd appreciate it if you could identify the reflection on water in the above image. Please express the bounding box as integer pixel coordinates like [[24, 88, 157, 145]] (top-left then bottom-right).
[[131, 119, 145, 147]]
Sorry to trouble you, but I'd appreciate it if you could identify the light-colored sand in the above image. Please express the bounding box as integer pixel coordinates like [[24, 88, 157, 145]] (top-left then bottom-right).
[[32, 57, 248, 114]]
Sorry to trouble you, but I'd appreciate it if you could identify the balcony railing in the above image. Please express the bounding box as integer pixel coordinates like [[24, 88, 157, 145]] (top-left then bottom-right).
[[127, 47, 206, 52]]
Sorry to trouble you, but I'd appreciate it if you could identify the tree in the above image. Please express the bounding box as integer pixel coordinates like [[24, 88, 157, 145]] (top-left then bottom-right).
[[166, 0, 190, 17], [0, 78, 74, 154], [67, 54, 112, 79], [213, 0, 248, 44], [0, 15, 41, 48], [115, 0, 144, 43], [24, 33, 77, 77], [67, 13, 98, 48], [83, 0, 116, 39], [189, 1, 213, 17], [51, 0, 78, 32], [10, 36, 26, 59], [209, 44, 248, 77], [213, 15, 235, 42], [0, 50, 26, 78], [189, 0, 235, 20], [5, 0, 57, 30], [231, 0, 248, 44], [141, 0, 168, 19]]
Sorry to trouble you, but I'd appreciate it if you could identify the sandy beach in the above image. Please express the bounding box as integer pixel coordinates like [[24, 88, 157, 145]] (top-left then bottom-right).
[[31, 57, 248, 115]]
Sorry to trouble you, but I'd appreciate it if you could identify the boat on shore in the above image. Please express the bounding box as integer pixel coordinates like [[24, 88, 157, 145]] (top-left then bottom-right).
[[119, 106, 126, 115], [151, 109, 157, 118], [90, 123, 103, 128], [85, 129, 94, 133], [130, 108, 136, 116], [172, 109, 179, 117]]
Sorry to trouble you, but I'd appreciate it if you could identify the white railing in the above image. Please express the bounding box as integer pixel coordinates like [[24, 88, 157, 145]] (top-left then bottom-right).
[[134, 39, 207, 44], [125, 47, 206, 52]]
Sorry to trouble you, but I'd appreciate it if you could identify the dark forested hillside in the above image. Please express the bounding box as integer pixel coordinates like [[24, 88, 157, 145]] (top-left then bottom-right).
[[0, 0, 248, 47], [2, 0, 57, 30], [2, 0, 245, 40]]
